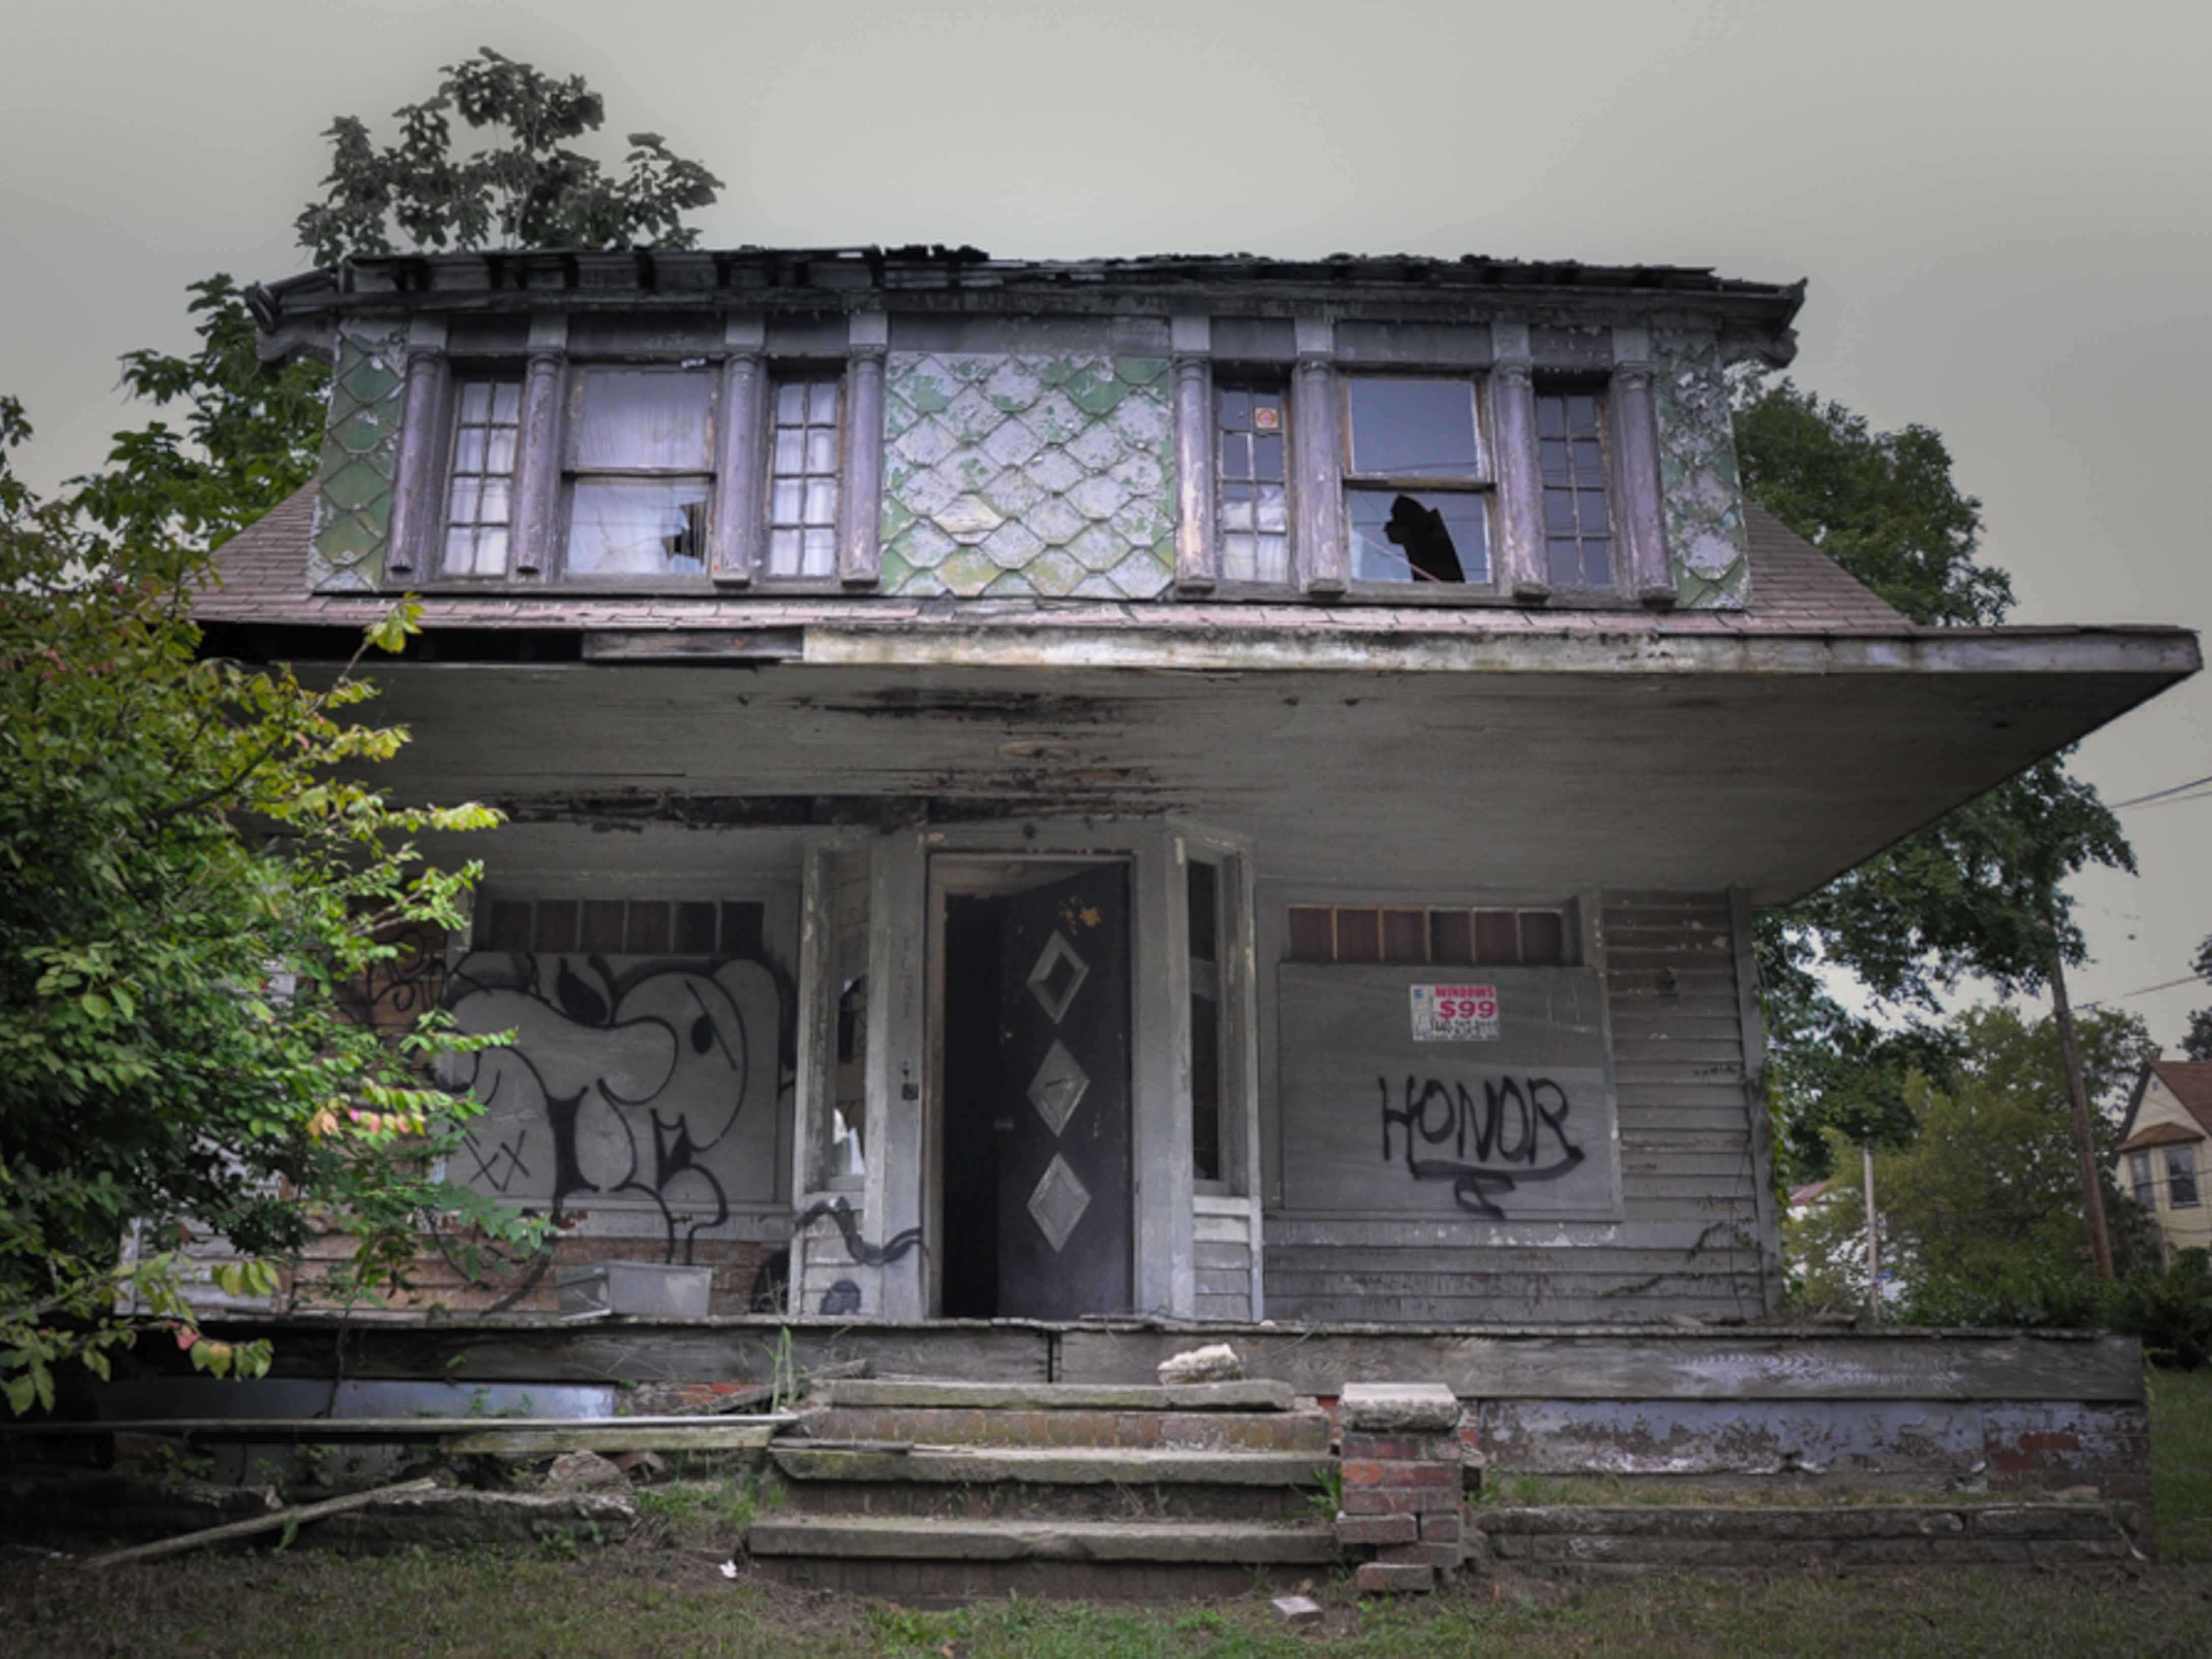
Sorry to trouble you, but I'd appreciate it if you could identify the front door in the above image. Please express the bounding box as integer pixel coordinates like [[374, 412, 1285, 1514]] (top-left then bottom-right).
[[992, 864, 1133, 1318]]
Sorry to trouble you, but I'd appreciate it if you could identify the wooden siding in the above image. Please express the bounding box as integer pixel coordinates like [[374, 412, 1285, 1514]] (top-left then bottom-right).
[[1261, 892, 1776, 1323], [1194, 1195, 1259, 1322]]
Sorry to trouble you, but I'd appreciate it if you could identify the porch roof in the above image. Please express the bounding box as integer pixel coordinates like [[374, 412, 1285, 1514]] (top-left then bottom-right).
[[199, 498, 2196, 907]]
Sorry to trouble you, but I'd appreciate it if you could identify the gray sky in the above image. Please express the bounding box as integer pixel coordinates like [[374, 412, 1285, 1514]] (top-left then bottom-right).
[[5, 0, 2207, 1046]]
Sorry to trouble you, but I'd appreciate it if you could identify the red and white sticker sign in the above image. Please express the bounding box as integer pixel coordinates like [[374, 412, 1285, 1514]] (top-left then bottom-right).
[[1410, 983, 1499, 1041]]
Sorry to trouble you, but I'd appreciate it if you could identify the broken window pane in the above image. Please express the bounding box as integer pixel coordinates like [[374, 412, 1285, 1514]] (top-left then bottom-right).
[[565, 479, 710, 576], [1348, 488, 1488, 584]]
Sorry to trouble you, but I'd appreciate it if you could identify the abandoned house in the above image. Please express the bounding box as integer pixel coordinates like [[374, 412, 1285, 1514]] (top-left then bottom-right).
[[193, 247, 2198, 1334]]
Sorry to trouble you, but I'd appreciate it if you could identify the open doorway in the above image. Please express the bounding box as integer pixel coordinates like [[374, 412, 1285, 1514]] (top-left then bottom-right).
[[933, 857, 1133, 1320]]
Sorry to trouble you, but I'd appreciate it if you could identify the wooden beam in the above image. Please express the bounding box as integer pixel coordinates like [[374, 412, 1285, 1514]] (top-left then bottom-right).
[[77, 1479, 438, 1569]]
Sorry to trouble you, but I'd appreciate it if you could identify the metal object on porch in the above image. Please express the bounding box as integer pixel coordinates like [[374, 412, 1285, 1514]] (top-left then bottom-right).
[[556, 1261, 715, 1319]]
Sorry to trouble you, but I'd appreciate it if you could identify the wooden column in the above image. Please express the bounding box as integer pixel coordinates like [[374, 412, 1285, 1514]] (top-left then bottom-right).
[[382, 318, 448, 583], [1610, 330, 1675, 608], [507, 314, 568, 581], [1292, 316, 1345, 594], [1489, 324, 1551, 602], [711, 315, 768, 586], [1172, 315, 1216, 592], [838, 313, 888, 589]]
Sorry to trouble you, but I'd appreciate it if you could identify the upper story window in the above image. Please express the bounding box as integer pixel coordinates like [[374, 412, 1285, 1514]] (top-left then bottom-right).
[[766, 378, 843, 580], [2130, 1151, 2157, 1208], [1216, 384, 1290, 584], [2169, 1145, 2201, 1209], [1537, 384, 1617, 590], [563, 368, 715, 578], [440, 377, 522, 578], [1342, 378, 1491, 586]]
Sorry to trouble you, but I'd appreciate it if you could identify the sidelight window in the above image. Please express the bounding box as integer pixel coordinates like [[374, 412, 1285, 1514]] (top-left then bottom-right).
[[1216, 384, 1291, 584], [1536, 383, 1617, 590], [440, 377, 522, 577]]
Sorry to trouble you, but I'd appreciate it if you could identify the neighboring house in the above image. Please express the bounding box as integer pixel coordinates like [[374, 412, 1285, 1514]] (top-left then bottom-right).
[[2115, 1060, 2212, 1265], [195, 247, 2200, 1326]]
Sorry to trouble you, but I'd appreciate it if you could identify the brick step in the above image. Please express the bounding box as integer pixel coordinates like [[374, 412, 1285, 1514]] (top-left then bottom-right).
[[798, 1406, 1330, 1453], [766, 1444, 1326, 1520], [746, 1514, 1340, 1567], [824, 1379, 1295, 1412]]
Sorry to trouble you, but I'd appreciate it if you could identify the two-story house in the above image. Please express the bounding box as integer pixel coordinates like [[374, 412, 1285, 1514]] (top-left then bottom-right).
[[2117, 1060, 2212, 1266], [201, 247, 2198, 1327]]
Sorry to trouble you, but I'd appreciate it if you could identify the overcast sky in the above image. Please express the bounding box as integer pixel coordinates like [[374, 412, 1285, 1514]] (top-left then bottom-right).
[[5, 0, 2206, 1045]]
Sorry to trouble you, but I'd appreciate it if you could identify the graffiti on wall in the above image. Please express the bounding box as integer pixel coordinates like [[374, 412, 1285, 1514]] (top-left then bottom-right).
[[444, 950, 789, 1259], [1378, 1073, 1588, 1220]]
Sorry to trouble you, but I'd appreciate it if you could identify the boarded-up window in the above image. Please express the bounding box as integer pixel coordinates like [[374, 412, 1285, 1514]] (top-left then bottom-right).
[[1287, 903, 1576, 967]]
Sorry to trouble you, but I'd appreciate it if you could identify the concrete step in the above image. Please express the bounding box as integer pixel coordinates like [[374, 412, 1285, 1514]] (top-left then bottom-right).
[[826, 1378, 1295, 1412], [746, 1513, 1340, 1566], [767, 1444, 1327, 1520], [797, 1406, 1330, 1454]]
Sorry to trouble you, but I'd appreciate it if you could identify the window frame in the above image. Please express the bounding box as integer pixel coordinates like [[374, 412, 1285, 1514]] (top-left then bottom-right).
[[1531, 375, 1624, 594], [1336, 373, 1502, 596], [431, 370, 526, 582], [2168, 1144, 2201, 1209], [758, 368, 851, 585], [554, 362, 721, 585], [1210, 378, 1295, 591], [2130, 1151, 2158, 1209]]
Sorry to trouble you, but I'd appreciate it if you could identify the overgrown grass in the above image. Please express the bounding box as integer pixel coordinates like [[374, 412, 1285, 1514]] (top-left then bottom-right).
[[2150, 1364, 2212, 1562], [2, 1365, 2203, 1655], [4, 1551, 2208, 1658]]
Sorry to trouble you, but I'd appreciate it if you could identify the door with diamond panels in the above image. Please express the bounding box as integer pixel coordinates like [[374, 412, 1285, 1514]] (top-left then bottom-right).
[[994, 863, 1132, 1317]]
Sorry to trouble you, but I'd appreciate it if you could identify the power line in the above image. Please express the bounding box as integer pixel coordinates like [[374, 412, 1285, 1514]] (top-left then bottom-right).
[[2109, 773, 2212, 809]]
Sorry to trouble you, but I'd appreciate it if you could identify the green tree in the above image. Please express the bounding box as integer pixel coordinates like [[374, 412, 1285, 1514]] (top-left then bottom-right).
[[68, 47, 722, 557], [1736, 378, 2135, 1180], [4, 49, 724, 1413], [1787, 1005, 2159, 1312], [0, 401, 535, 1411], [2185, 932, 2212, 1062]]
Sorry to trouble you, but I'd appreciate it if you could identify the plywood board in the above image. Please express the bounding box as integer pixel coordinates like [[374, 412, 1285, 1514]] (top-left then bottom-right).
[[1276, 964, 1622, 1222]]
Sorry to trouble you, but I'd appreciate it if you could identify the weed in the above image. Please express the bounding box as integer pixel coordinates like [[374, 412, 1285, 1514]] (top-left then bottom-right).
[[1307, 1460, 1344, 1519]]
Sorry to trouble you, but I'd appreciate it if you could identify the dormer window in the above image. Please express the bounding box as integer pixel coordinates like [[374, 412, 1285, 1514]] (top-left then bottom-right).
[[1215, 383, 1290, 584], [1536, 384, 1617, 590], [1342, 378, 1492, 587], [563, 368, 715, 578], [765, 377, 844, 579], [440, 377, 522, 577]]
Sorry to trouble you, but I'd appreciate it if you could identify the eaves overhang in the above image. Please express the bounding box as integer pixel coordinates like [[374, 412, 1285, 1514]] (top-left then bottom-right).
[[263, 617, 2195, 909]]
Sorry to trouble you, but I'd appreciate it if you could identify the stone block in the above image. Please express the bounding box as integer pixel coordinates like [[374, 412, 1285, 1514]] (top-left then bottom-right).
[[1354, 1560, 1434, 1595], [1338, 1383, 1460, 1435], [1271, 1594, 1323, 1624], [1334, 1512, 1419, 1545], [1420, 1513, 1463, 1544], [1378, 1542, 1461, 1570]]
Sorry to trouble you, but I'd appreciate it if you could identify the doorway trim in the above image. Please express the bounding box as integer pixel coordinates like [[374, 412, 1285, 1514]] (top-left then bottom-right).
[[921, 822, 1190, 1319]]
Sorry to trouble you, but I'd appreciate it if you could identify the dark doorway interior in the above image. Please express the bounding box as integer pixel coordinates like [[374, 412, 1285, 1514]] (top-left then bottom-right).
[[941, 895, 1002, 1318], [938, 862, 1133, 1321]]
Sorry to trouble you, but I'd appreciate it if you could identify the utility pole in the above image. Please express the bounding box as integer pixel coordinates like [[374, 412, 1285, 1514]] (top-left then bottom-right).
[[1862, 1141, 1881, 1322], [2049, 952, 2115, 1281]]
